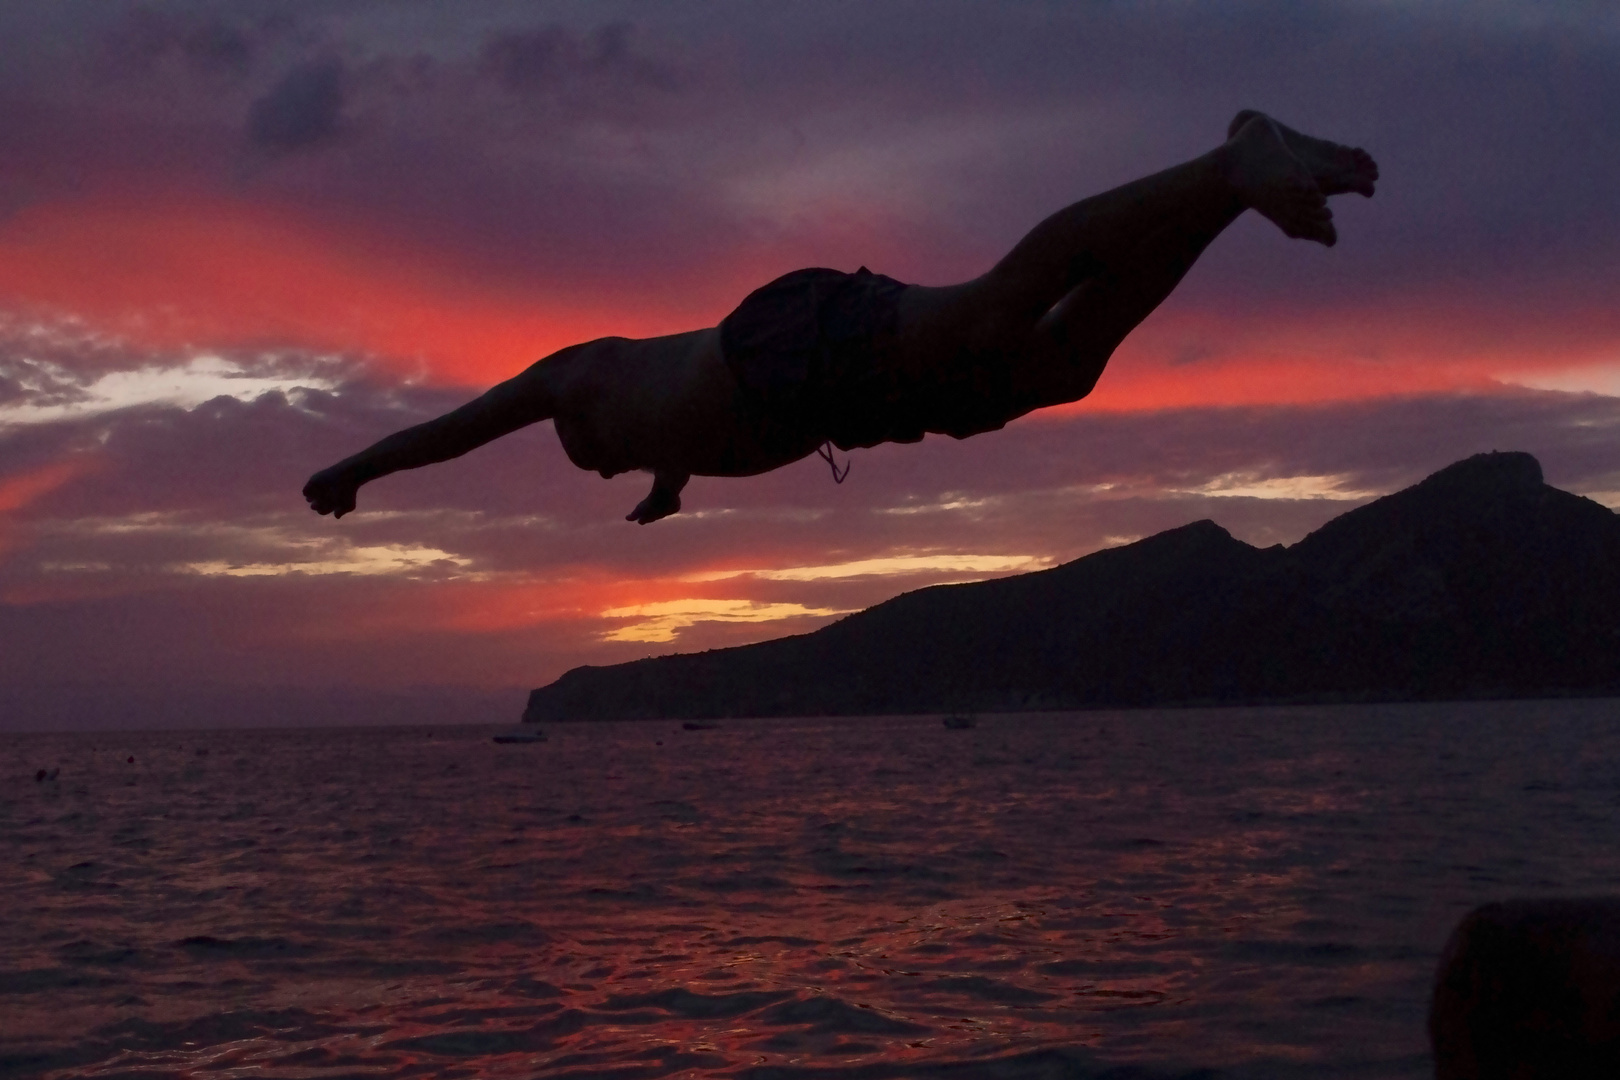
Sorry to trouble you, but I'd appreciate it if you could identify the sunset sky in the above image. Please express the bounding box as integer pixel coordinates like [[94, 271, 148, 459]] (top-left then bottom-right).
[[3, 1, 1618, 730]]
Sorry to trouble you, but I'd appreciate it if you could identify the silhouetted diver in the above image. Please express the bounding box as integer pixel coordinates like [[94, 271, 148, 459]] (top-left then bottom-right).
[[305, 112, 1376, 525]]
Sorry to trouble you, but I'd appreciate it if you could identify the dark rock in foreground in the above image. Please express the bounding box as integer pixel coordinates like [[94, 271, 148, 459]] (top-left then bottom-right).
[[1431, 897, 1620, 1078], [526, 452, 1620, 721]]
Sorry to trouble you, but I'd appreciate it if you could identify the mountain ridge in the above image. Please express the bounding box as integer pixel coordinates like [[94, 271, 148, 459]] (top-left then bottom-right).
[[525, 452, 1620, 721]]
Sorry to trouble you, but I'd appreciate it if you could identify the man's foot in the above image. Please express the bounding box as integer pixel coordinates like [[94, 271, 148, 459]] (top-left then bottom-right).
[[626, 488, 680, 524], [1222, 113, 1338, 246], [625, 472, 687, 524], [304, 466, 361, 518], [1228, 109, 1378, 198]]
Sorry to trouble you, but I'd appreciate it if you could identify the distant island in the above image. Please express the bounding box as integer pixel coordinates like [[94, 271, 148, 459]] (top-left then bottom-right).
[[524, 452, 1620, 721]]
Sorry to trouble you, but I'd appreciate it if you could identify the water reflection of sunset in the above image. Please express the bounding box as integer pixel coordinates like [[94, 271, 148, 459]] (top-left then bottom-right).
[[11, 703, 1617, 1076]]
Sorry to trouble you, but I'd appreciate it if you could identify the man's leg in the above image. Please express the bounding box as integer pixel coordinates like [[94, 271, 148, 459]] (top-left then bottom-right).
[[996, 112, 1375, 307], [1031, 115, 1374, 398], [1019, 197, 1243, 404], [895, 112, 1376, 414]]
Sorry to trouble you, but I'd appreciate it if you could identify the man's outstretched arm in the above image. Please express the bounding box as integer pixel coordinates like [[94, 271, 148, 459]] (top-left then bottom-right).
[[304, 361, 558, 518]]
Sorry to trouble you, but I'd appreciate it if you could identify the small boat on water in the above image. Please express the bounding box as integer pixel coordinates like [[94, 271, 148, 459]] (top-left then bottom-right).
[[492, 727, 547, 744], [681, 722, 719, 731], [942, 714, 977, 730]]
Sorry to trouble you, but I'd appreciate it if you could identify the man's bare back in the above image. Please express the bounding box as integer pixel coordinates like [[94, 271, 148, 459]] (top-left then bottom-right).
[[304, 112, 1376, 525]]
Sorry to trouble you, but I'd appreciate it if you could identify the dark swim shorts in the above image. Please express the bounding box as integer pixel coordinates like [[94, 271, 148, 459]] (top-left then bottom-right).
[[719, 266, 916, 451]]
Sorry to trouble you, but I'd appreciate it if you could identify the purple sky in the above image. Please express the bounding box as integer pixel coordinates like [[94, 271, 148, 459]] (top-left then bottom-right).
[[2, 1, 1617, 729]]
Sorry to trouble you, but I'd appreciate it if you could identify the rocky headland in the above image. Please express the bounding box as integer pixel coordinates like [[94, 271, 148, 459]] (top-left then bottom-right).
[[525, 452, 1620, 721]]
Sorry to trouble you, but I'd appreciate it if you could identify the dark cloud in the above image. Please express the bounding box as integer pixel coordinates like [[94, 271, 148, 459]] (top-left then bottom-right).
[[480, 21, 678, 96], [4, 2, 1616, 308], [284, 4, 1620, 303], [104, 6, 261, 81], [247, 58, 346, 152], [0, 357, 93, 411]]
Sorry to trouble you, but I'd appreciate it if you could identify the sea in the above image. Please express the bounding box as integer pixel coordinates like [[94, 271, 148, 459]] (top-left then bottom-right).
[[5, 699, 1620, 1079]]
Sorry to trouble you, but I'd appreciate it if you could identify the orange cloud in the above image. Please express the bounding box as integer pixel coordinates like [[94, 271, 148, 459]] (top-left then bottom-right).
[[0, 456, 98, 560], [1049, 303, 1620, 415], [0, 193, 708, 387], [0, 458, 95, 514], [1077, 349, 1494, 413], [5, 191, 1615, 416]]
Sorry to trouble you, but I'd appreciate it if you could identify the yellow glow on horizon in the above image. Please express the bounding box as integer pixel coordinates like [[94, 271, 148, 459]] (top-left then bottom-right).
[[177, 543, 472, 578], [686, 553, 1052, 583], [1502, 361, 1620, 398], [1183, 473, 1380, 501], [599, 598, 853, 643]]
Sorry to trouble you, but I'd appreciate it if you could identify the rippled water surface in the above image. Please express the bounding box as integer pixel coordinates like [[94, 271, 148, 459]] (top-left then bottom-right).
[[6, 700, 1620, 1079]]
